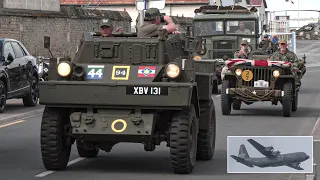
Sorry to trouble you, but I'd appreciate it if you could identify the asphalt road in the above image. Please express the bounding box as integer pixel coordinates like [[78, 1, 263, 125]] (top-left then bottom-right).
[[0, 40, 319, 180], [0, 65, 319, 180]]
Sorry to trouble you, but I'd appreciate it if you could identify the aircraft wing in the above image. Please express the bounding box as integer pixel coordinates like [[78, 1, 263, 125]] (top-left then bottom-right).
[[247, 139, 278, 158], [286, 163, 304, 170]]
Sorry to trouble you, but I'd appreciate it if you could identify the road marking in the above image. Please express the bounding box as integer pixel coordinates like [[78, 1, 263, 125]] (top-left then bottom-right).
[[35, 157, 86, 178], [0, 120, 25, 128], [307, 70, 320, 73], [215, 95, 221, 97], [0, 110, 43, 122]]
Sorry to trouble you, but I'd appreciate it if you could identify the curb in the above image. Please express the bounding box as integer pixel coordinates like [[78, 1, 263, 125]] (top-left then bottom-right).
[[0, 108, 44, 124]]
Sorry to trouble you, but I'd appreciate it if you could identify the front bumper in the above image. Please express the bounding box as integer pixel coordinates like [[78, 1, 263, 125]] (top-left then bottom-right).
[[226, 88, 284, 101], [69, 110, 155, 142], [39, 81, 193, 107]]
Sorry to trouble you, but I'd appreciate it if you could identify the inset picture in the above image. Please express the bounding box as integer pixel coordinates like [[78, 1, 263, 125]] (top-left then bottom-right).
[[227, 136, 313, 173]]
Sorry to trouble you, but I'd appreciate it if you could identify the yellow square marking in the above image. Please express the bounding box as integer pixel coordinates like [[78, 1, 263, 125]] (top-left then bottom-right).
[[111, 66, 130, 80]]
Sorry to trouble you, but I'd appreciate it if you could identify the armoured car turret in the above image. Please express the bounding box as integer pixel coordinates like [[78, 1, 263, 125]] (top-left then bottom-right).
[[38, 30, 217, 174]]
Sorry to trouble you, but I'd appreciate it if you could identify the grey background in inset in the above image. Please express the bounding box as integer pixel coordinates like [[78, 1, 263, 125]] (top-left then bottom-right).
[[227, 136, 313, 173]]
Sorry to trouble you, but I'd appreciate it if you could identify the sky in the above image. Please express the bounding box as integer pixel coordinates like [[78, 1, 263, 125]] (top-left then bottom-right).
[[221, 0, 320, 27], [227, 136, 313, 173]]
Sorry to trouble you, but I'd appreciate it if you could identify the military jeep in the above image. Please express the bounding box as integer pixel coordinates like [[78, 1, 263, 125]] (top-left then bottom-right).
[[221, 59, 299, 117], [38, 30, 216, 174]]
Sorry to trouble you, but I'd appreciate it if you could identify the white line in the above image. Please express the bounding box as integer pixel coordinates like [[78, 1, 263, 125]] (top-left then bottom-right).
[[307, 70, 320, 73], [311, 116, 320, 136], [215, 95, 221, 97], [35, 157, 86, 178]]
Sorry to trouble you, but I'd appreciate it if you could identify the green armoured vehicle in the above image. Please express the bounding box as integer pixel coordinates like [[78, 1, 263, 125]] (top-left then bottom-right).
[[192, 5, 261, 86], [220, 58, 300, 117], [39, 29, 216, 174]]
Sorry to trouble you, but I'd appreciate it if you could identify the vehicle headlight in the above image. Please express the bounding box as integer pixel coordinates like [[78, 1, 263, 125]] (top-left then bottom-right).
[[235, 68, 242, 76], [166, 63, 180, 78], [193, 56, 201, 60], [273, 70, 280, 77], [57, 62, 71, 77]]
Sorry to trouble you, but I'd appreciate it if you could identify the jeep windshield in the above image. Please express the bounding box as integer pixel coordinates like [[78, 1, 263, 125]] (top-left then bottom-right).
[[194, 21, 224, 36], [226, 20, 256, 35]]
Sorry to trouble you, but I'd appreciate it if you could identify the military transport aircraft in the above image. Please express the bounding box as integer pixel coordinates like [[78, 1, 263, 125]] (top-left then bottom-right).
[[230, 139, 310, 170]]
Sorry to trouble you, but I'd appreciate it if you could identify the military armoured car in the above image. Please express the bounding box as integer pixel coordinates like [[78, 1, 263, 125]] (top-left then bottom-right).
[[220, 58, 300, 117], [39, 30, 216, 174], [192, 5, 260, 86]]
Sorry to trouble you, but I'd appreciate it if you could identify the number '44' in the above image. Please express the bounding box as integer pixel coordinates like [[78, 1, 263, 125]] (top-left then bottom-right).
[[88, 68, 103, 77]]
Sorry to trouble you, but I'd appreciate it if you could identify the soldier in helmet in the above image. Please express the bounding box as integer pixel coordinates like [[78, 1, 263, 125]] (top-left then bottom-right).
[[137, 8, 177, 37], [99, 19, 114, 37], [259, 34, 275, 52], [233, 40, 253, 59]]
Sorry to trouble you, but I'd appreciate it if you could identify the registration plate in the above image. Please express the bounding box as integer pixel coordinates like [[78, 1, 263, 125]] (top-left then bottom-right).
[[254, 80, 269, 88], [126, 86, 169, 95]]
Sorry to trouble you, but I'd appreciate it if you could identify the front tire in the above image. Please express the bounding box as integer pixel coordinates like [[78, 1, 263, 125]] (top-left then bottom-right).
[[292, 91, 298, 112], [221, 80, 231, 115], [282, 82, 293, 117], [196, 99, 216, 160], [23, 75, 39, 107], [170, 105, 198, 174], [40, 107, 73, 170]]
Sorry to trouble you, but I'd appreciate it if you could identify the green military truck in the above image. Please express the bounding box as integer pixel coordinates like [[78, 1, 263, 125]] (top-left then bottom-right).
[[192, 5, 261, 86], [38, 30, 216, 174]]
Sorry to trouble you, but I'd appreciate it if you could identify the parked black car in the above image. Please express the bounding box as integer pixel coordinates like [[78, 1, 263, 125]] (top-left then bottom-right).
[[0, 38, 39, 112]]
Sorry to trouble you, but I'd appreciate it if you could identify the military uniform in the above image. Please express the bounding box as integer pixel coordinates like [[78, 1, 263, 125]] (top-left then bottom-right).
[[235, 28, 251, 34], [269, 39, 303, 85], [259, 39, 275, 50], [137, 8, 162, 37], [233, 40, 253, 59]]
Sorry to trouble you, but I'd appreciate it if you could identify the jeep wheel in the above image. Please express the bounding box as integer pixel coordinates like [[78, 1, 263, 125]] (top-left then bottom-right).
[[196, 99, 216, 160], [292, 92, 298, 112], [282, 82, 293, 117], [212, 79, 219, 94], [0, 81, 7, 113], [41, 107, 73, 170], [221, 80, 231, 115], [170, 105, 197, 174], [23, 75, 39, 107], [76, 140, 99, 158], [232, 100, 241, 110]]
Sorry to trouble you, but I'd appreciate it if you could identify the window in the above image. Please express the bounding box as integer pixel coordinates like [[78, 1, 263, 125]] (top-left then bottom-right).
[[194, 21, 224, 36], [11, 42, 24, 58], [226, 20, 255, 35], [3, 42, 16, 60]]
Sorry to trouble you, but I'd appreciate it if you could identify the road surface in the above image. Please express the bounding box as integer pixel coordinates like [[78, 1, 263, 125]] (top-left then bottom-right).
[[0, 40, 319, 180]]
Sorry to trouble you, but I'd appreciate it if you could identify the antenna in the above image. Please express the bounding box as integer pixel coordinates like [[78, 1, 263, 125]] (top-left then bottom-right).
[[93, 0, 104, 10]]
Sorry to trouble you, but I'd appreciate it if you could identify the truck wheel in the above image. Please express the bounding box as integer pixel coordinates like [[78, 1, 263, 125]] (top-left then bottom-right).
[[170, 105, 198, 174], [292, 92, 298, 112], [76, 140, 99, 158], [232, 100, 241, 110], [196, 99, 216, 160], [0, 81, 7, 113], [212, 79, 219, 94], [282, 82, 293, 117], [221, 80, 231, 115], [41, 107, 73, 170], [23, 75, 39, 107]]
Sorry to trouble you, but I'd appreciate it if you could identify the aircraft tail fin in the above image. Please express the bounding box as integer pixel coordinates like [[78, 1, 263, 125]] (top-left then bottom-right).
[[230, 155, 254, 167], [239, 144, 250, 159]]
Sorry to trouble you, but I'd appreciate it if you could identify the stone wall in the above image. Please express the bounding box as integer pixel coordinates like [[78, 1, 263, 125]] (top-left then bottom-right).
[[0, 6, 132, 58]]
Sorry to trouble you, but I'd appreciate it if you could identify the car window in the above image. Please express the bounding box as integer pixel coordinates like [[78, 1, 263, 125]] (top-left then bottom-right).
[[11, 42, 24, 58], [3, 42, 16, 60]]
